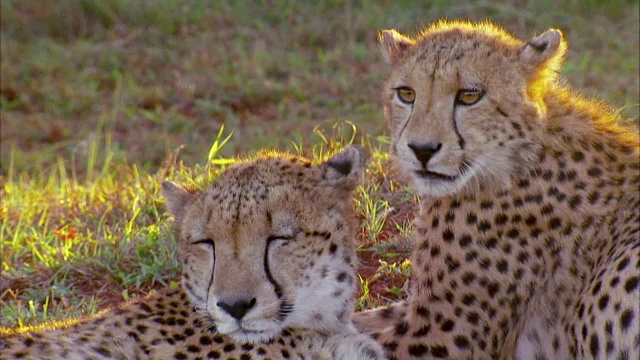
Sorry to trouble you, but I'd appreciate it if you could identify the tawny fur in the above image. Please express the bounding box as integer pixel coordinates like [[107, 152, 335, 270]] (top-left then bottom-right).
[[354, 20, 639, 360]]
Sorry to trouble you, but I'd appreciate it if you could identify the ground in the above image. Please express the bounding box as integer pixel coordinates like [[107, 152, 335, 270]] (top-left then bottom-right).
[[1, 0, 638, 329]]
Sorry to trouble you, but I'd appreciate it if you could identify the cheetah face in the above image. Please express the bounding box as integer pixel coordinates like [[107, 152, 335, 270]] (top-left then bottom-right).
[[162, 146, 365, 343], [378, 22, 566, 197]]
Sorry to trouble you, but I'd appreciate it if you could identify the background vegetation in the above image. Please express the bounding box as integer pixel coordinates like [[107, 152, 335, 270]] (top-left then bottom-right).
[[1, 0, 638, 328]]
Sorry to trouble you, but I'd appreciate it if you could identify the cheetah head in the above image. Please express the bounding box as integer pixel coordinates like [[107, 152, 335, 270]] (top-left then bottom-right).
[[378, 21, 567, 197], [162, 146, 365, 343]]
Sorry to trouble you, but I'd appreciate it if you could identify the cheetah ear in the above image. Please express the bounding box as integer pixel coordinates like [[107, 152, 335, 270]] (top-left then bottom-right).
[[162, 181, 196, 218], [519, 29, 567, 73], [320, 145, 366, 190], [378, 29, 414, 64]]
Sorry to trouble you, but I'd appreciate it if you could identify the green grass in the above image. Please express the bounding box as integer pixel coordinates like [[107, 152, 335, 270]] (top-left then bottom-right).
[[1, 136, 181, 327], [0, 121, 410, 328], [1, 0, 638, 174], [1, 0, 638, 328]]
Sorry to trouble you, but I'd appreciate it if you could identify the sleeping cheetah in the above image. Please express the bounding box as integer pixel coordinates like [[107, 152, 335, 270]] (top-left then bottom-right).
[[1, 146, 385, 360], [353, 21, 639, 359]]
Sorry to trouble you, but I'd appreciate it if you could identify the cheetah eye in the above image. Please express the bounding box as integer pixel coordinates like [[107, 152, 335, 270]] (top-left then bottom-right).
[[267, 235, 293, 246], [192, 238, 215, 248], [455, 89, 483, 106], [395, 87, 416, 104]]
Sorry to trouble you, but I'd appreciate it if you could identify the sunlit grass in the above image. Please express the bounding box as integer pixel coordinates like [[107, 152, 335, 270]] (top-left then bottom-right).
[[0, 120, 416, 328], [354, 182, 392, 243], [1, 132, 179, 327], [356, 274, 376, 311]]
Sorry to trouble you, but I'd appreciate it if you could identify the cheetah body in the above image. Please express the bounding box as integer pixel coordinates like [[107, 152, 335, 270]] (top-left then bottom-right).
[[354, 21, 639, 359], [1, 289, 359, 360], [1, 146, 385, 360]]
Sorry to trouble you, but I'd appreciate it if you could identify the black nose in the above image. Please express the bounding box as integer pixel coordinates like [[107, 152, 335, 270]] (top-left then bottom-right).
[[408, 142, 442, 167], [217, 298, 257, 320]]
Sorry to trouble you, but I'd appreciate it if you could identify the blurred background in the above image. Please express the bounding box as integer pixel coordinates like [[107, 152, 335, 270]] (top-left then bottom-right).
[[2, 0, 639, 175]]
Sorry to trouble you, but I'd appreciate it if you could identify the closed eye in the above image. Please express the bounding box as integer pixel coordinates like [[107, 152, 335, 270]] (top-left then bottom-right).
[[192, 238, 215, 247], [266, 235, 295, 245]]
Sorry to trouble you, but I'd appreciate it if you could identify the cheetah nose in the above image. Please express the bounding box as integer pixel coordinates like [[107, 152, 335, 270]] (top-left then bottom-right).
[[217, 297, 257, 320], [408, 141, 442, 167]]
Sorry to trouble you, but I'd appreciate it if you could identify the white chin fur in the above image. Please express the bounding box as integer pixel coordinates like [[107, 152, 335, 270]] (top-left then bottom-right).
[[412, 177, 464, 198], [226, 329, 281, 344], [217, 322, 282, 344], [405, 166, 467, 198], [407, 159, 513, 198]]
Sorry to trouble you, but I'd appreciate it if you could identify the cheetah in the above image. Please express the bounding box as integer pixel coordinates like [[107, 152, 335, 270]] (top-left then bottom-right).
[[1, 145, 385, 360], [353, 20, 639, 359]]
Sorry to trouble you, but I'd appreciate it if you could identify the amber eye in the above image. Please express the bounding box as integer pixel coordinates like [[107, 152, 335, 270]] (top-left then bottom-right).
[[456, 89, 483, 106], [396, 87, 416, 104]]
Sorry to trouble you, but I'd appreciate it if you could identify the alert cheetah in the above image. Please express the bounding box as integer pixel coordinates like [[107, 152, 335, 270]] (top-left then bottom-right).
[[354, 20, 639, 359]]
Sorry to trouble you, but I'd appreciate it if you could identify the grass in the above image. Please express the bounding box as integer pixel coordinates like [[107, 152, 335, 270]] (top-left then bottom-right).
[[1, 0, 638, 329], [0, 120, 410, 328]]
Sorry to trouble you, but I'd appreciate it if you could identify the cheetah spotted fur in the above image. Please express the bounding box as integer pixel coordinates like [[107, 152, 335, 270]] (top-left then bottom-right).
[[353, 21, 639, 359]]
